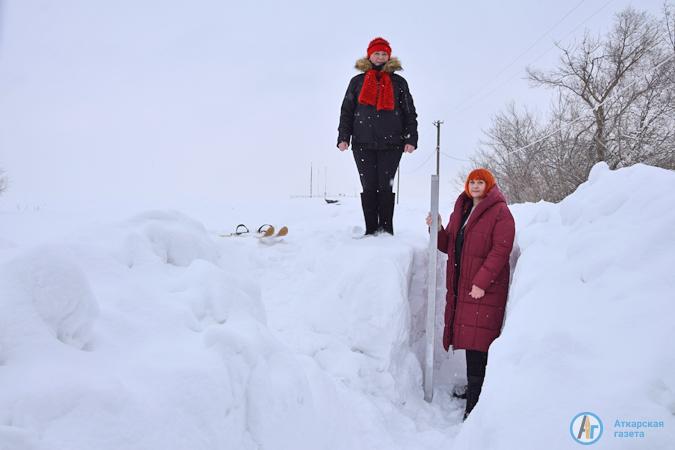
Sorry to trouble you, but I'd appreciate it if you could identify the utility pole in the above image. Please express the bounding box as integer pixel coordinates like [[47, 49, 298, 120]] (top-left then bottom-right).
[[433, 120, 443, 176], [424, 120, 443, 402]]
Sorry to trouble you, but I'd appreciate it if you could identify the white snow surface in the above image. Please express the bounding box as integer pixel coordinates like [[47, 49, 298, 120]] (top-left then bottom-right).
[[0, 163, 673, 450]]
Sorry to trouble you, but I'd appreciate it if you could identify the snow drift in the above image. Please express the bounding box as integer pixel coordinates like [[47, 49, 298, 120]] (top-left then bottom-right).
[[454, 163, 675, 449], [0, 162, 673, 449]]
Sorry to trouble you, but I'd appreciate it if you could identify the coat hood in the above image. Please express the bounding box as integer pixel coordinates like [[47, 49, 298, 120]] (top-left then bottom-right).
[[453, 185, 507, 231], [355, 57, 403, 73]]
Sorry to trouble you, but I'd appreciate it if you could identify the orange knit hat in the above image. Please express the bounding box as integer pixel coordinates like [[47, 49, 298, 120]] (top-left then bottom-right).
[[464, 168, 496, 197]]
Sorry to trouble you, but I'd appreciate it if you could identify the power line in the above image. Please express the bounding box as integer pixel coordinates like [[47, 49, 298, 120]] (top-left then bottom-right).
[[404, 147, 472, 175], [454, 0, 617, 115], [453, 0, 590, 112], [440, 151, 471, 162], [404, 148, 436, 174]]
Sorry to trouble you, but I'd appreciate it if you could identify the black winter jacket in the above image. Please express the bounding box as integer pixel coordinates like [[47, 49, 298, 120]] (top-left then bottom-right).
[[337, 57, 418, 150]]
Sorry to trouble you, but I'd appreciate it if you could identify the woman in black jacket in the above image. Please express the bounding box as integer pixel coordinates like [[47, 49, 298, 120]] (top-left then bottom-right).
[[337, 37, 418, 235]]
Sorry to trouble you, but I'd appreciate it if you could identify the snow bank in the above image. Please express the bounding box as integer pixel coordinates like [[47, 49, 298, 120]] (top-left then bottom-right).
[[122, 210, 220, 267], [454, 163, 675, 449], [0, 245, 99, 354], [0, 211, 268, 450], [1, 162, 672, 450], [0, 206, 455, 450]]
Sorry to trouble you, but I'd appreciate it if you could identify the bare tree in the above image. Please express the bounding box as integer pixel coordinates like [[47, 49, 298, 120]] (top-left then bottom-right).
[[527, 8, 663, 166], [474, 98, 598, 202], [470, 5, 675, 203], [471, 104, 553, 202], [665, 1, 675, 52]]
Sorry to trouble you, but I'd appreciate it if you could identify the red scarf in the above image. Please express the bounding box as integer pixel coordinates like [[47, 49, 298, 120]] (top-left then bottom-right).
[[358, 69, 394, 111]]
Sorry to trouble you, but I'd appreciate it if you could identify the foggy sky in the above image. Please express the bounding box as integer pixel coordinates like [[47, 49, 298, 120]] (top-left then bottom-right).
[[0, 0, 667, 212]]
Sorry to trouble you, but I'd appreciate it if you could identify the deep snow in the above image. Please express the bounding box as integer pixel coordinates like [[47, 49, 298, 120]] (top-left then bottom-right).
[[0, 163, 673, 450]]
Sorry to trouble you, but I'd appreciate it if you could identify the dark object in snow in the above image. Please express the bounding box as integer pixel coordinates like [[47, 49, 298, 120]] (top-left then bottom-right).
[[324, 198, 339, 204], [452, 384, 467, 400], [219, 224, 249, 237], [257, 224, 275, 237], [220, 225, 288, 239], [257, 225, 288, 246], [257, 225, 288, 238]]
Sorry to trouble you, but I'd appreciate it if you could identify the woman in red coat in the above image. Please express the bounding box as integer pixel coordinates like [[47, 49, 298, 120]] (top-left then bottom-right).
[[427, 168, 515, 420]]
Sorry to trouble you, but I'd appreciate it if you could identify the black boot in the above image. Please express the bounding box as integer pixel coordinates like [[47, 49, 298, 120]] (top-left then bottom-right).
[[452, 384, 468, 400], [463, 375, 484, 421], [377, 191, 396, 235], [360, 191, 379, 235]]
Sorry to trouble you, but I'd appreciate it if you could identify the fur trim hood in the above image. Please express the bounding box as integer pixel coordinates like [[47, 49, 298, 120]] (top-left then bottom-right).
[[355, 57, 403, 73]]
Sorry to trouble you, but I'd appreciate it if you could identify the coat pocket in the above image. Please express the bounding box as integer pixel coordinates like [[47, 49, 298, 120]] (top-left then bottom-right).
[[476, 305, 504, 330], [481, 284, 507, 307]]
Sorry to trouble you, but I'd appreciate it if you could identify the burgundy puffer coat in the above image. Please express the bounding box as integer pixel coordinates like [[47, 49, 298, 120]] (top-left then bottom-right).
[[437, 186, 515, 352]]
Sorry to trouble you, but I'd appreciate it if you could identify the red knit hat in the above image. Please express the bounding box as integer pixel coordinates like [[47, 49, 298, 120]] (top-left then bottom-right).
[[367, 37, 392, 58], [464, 168, 496, 197]]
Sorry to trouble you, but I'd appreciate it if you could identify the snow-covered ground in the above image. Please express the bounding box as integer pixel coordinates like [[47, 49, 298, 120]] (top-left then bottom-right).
[[1, 163, 673, 450]]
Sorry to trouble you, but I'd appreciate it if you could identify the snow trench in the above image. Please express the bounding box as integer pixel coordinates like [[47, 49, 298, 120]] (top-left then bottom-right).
[[0, 208, 463, 450]]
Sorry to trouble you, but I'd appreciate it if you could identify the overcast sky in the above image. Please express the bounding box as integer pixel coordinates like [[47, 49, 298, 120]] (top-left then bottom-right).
[[0, 0, 668, 212]]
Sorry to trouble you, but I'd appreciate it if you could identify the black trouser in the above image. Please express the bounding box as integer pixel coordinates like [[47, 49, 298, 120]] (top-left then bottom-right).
[[465, 350, 488, 419], [466, 350, 488, 378], [352, 148, 402, 193], [352, 148, 402, 234]]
